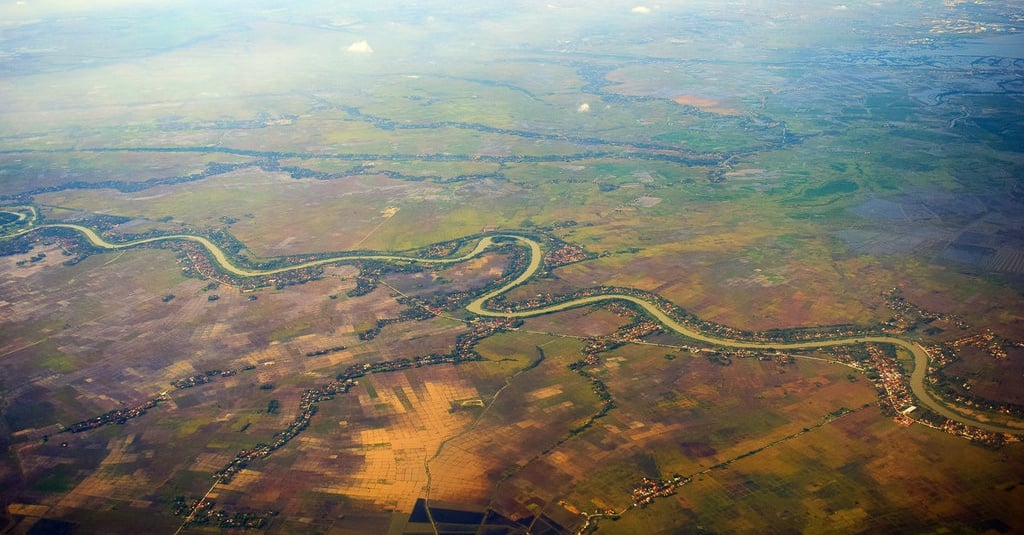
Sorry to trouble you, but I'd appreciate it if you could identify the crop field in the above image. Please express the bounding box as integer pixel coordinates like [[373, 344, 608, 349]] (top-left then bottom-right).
[[2, 1, 1024, 534]]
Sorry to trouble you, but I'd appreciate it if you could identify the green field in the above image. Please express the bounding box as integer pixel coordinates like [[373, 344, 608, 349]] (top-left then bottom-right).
[[1, 1, 1023, 534]]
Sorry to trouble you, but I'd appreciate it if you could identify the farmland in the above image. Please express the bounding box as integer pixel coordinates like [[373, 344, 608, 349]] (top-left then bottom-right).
[[2, 1, 1024, 534]]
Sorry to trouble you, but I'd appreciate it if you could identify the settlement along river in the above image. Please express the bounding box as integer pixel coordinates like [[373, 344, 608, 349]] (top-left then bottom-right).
[[18, 222, 1024, 435]]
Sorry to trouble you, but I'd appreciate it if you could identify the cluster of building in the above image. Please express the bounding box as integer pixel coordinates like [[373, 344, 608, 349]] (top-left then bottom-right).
[[421, 288, 473, 312], [830, 344, 1022, 446], [881, 286, 969, 333], [569, 348, 601, 371], [174, 240, 327, 292], [171, 365, 256, 390], [750, 324, 878, 344], [542, 241, 591, 269], [357, 302, 436, 341], [567, 303, 663, 373], [502, 245, 531, 279], [453, 317, 521, 359], [299, 379, 352, 408], [661, 291, 878, 345], [213, 316, 520, 486], [210, 321, 522, 488], [936, 419, 1014, 448], [929, 380, 1024, 425], [63, 396, 165, 434], [190, 508, 270, 530], [922, 331, 1024, 421], [62, 365, 263, 434], [173, 496, 274, 529], [419, 239, 462, 258], [631, 475, 690, 508], [171, 374, 214, 390], [823, 344, 1024, 442], [487, 284, 651, 314], [174, 242, 236, 287], [924, 331, 1010, 381], [616, 319, 663, 343], [825, 345, 870, 371], [862, 344, 917, 425], [496, 282, 874, 347], [948, 329, 1018, 360], [924, 343, 958, 371], [47, 236, 86, 265], [214, 398, 326, 483]]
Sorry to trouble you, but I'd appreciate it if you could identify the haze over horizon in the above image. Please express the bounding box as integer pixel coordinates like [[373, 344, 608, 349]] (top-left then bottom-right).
[[1, 1, 1022, 534]]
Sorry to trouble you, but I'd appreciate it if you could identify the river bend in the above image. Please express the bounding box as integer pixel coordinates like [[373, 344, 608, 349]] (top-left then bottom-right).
[[17, 223, 1024, 435]]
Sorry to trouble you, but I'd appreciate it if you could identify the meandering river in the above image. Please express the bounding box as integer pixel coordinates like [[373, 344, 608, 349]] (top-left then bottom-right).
[[19, 224, 1024, 434]]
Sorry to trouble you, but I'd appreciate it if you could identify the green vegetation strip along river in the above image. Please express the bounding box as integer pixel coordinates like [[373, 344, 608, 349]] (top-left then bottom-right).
[[18, 223, 1024, 435]]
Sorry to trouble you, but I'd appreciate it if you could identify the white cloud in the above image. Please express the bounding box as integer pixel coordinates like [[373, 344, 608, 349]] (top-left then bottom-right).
[[631, 5, 651, 14], [577, 102, 590, 113], [346, 40, 374, 53], [833, 4, 849, 10]]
